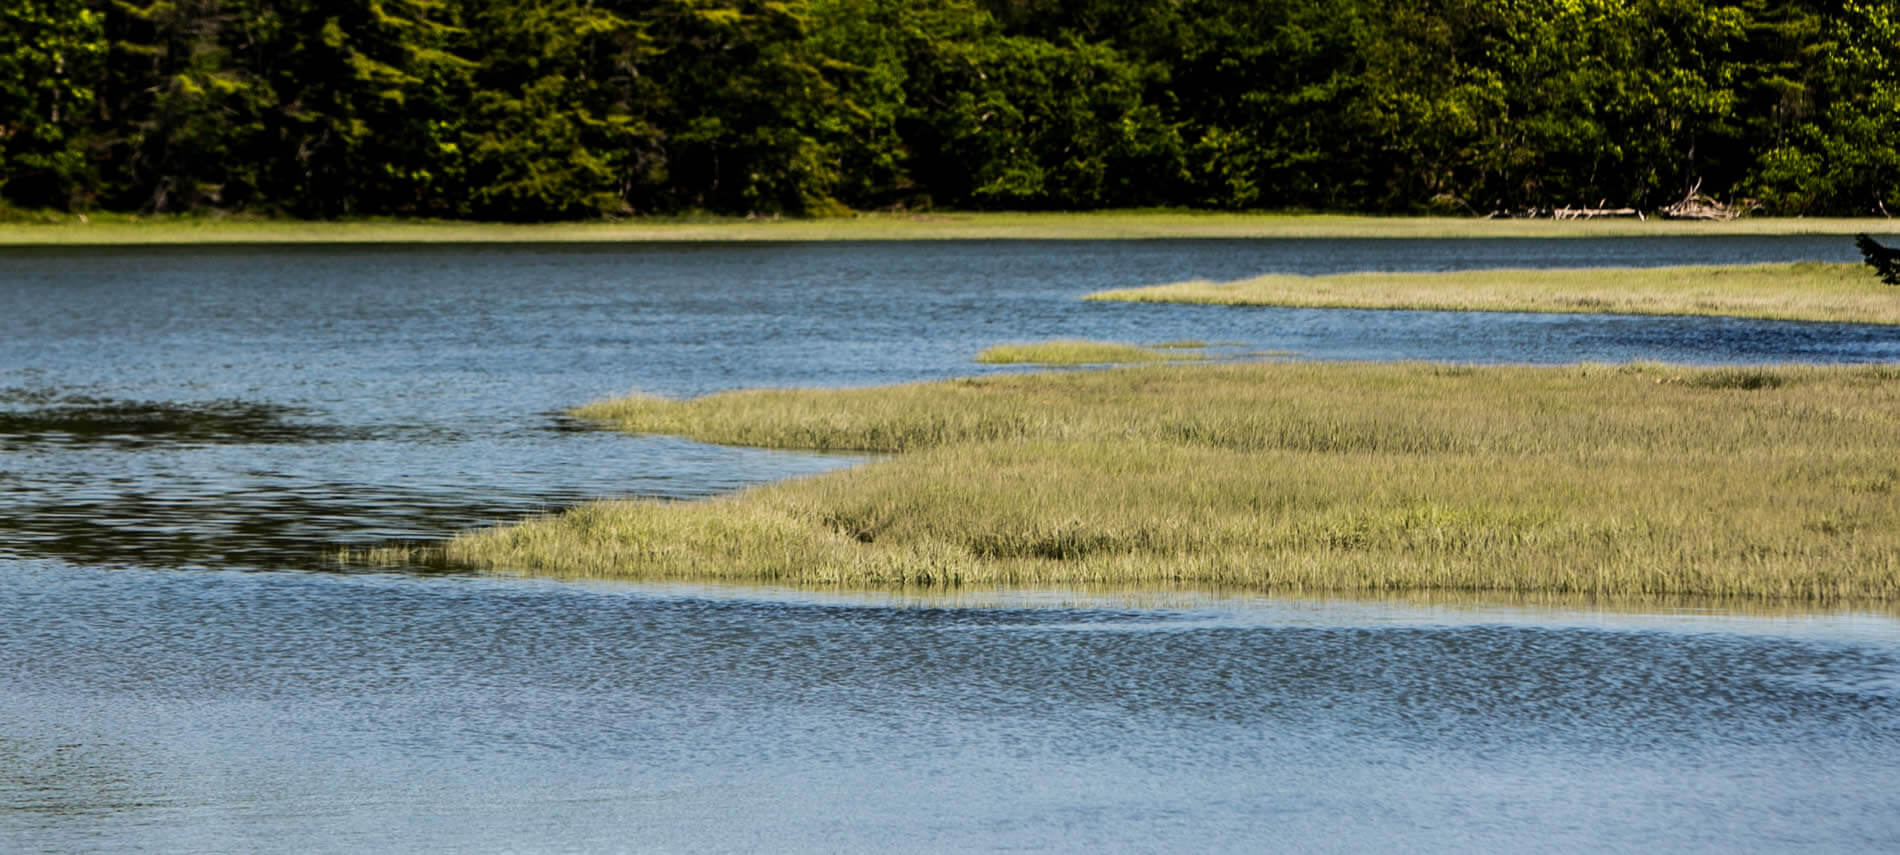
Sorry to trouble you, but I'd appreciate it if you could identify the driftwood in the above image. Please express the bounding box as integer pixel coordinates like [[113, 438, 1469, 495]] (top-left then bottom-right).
[[1659, 180, 1757, 221], [1482, 184, 1761, 221], [1485, 206, 1641, 220], [1660, 197, 1738, 220], [1553, 206, 1641, 220]]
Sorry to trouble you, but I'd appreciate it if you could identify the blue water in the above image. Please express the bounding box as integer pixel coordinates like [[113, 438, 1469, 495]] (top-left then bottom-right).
[[2, 237, 1897, 852]]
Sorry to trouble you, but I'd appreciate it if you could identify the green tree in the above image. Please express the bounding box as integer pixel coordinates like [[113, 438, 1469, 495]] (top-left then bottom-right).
[[458, 0, 660, 219], [632, 0, 848, 214], [91, 0, 277, 212], [918, 34, 1178, 207], [1167, 0, 1376, 209], [237, 0, 471, 216], [1456, 0, 1750, 211], [808, 0, 971, 208], [0, 0, 105, 209], [1751, 1, 1900, 214]]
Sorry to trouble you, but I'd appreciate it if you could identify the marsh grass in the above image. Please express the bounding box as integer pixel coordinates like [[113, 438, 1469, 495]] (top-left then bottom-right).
[[974, 339, 1208, 365], [5, 212, 1898, 245], [449, 361, 1900, 601], [1086, 263, 1900, 325]]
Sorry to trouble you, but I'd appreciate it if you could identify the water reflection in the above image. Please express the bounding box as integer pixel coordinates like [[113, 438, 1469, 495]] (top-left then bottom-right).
[[0, 398, 367, 447], [1, 737, 172, 821], [0, 408, 859, 571], [555, 577, 1900, 622]]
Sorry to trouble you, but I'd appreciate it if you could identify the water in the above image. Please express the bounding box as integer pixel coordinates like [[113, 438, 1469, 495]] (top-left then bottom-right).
[[3, 237, 1898, 851], [6, 566, 1897, 853]]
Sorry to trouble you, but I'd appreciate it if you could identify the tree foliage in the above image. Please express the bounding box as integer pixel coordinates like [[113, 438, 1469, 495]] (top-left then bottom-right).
[[1, 0, 1892, 217], [1, 0, 105, 207]]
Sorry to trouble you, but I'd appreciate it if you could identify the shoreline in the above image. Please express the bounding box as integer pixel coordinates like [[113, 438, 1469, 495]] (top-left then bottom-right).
[[362, 568, 1900, 619], [5, 211, 1900, 245]]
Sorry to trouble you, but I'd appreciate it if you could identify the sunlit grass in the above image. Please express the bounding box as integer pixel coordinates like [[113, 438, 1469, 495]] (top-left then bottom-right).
[[445, 361, 1900, 601], [974, 339, 1208, 365], [1086, 262, 1900, 325], [3, 211, 1898, 244]]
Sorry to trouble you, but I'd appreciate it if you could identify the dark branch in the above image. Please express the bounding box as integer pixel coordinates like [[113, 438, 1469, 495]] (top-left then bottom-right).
[[1856, 234, 1900, 286]]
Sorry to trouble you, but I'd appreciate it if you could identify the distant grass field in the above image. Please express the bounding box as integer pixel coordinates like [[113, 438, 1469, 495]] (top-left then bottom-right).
[[1086, 262, 1900, 325], [415, 360, 1900, 601], [4, 211, 1898, 244]]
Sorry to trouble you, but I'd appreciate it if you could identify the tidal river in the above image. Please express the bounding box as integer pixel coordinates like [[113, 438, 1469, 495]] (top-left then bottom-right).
[[3, 238, 1898, 852]]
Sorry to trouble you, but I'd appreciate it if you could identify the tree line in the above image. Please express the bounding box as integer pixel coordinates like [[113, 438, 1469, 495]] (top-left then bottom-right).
[[2, 0, 1895, 220]]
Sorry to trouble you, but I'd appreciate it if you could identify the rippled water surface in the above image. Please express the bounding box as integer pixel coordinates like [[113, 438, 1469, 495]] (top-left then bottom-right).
[[3, 237, 1899, 852]]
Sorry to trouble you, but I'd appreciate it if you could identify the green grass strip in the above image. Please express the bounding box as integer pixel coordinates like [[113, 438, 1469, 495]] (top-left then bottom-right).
[[1086, 262, 1900, 325], [433, 361, 1900, 602], [4, 212, 1898, 244]]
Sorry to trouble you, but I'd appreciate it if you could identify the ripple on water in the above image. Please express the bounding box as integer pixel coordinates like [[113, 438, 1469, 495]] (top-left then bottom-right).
[[1, 566, 1897, 853]]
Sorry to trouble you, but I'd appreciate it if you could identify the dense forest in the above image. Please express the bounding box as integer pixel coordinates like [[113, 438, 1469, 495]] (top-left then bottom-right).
[[2, 0, 1896, 219]]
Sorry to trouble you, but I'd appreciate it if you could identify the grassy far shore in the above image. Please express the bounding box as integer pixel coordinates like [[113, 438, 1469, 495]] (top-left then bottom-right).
[[4, 210, 1900, 244], [419, 360, 1900, 602], [1088, 262, 1900, 325]]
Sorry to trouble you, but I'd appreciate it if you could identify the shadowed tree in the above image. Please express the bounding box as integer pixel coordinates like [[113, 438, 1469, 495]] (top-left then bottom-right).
[[458, 0, 660, 219], [0, 0, 105, 209]]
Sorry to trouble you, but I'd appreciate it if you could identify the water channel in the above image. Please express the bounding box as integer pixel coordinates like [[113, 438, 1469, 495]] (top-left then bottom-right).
[[4, 237, 1898, 851]]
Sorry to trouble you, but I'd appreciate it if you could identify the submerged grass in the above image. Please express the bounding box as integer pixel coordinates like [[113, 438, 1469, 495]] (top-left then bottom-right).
[[1086, 262, 1900, 325], [447, 361, 1900, 601], [4, 212, 1899, 244], [974, 339, 1208, 365]]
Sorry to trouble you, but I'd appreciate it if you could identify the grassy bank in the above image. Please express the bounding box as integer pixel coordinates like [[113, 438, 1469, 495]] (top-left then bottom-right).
[[1087, 262, 1900, 325], [4, 211, 1899, 245], [439, 360, 1900, 601]]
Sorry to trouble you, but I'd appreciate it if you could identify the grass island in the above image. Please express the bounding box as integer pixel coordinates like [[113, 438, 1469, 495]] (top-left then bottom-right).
[[1087, 262, 1900, 326], [408, 358, 1900, 602], [973, 339, 1212, 365]]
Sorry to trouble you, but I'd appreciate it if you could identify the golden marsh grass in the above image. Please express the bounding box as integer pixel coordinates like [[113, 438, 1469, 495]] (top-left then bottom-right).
[[974, 339, 1208, 365], [1086, 263, 1900, 325], [446, 361, 1900, 601]]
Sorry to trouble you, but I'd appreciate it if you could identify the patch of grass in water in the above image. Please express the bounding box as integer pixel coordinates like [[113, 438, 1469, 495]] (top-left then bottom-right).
[[974, 339, 1208, 365], [437, 361, 1900, 602], [1085, 263, 1900, 325]]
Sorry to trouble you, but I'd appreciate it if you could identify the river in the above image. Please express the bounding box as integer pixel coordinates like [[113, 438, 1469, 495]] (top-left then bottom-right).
[[3, 237, 1897, 852]]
